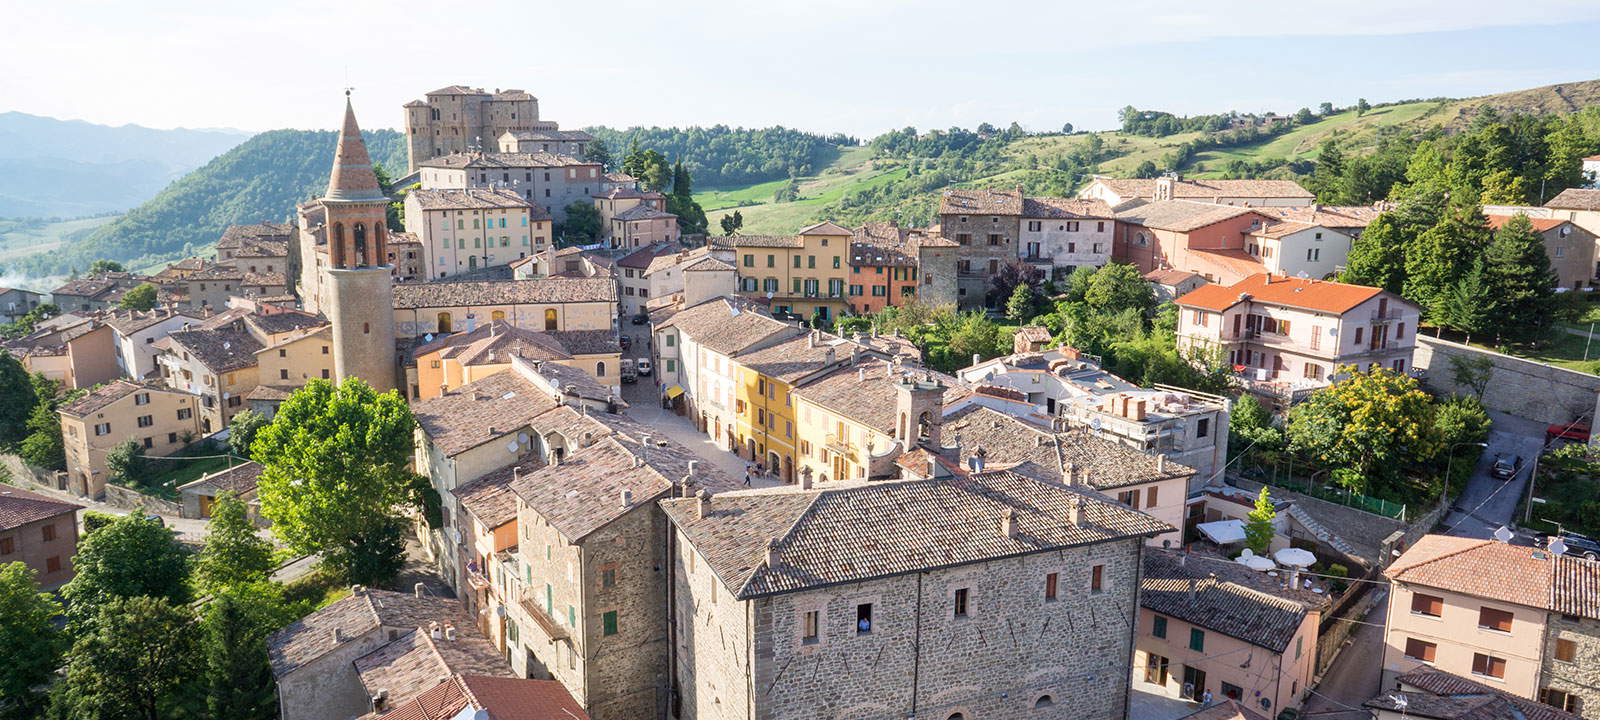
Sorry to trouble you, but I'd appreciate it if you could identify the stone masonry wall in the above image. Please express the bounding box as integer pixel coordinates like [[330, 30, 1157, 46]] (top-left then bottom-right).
[[1540, 614, 1600, 716], [673, 527, 755, 720], [1412, 336, 1600, 426], [580, 505, 669, 720]]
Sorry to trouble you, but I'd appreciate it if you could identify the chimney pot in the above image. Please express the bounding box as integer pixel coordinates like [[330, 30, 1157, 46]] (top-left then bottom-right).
[[621, 489, 633, 507], [696, 488, 711, 519], [766, 538, 780, 567], [1156, 454, 1167, 473], [429, 622, 442, 640], [444, 624, 456, 641], [1069, 497, 1084, 525], [800, 466, 814, 489], [414, 582, 425, 599], [1186, 577, 1197, 601], [334, 627, 344, 642], [1002, 508, 1017, 537]]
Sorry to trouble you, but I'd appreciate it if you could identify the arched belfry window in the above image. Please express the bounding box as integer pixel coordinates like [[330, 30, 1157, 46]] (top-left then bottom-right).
[[353, 223, 368, 267], [331, 224, 346, 267]]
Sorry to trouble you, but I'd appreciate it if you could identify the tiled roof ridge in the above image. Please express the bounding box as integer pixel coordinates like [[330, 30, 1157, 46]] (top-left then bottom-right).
[[1388, 538, 1492, 577], [735, 491, 824, 595]]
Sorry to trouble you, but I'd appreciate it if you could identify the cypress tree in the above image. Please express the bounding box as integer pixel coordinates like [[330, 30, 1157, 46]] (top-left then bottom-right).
[[203, 592, 277, 720]]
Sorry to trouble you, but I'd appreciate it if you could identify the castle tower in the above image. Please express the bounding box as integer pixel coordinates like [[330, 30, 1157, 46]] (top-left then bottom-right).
[[893, 372, 946, 450], [321, 94, 398, 393]]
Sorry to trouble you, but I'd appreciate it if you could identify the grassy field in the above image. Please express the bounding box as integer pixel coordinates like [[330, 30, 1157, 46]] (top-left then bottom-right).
[[0, 215, 118, 289], [696, 145, 910, 235]]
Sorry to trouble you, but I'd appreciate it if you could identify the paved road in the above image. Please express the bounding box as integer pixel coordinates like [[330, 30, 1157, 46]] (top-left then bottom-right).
[[1301, 591, 1388, 719], [1440, 411, 1546, 542], [17, 480, 213, 542]]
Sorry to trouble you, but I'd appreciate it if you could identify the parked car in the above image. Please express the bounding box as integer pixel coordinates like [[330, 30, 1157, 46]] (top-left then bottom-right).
[[1539, 531, 1600, 561], [636, 359, 653, 376], [631, 313, 649, 325], [619, 358, 638, 383], [1490, 454, 1523, 480], [620, 335, 632, 350]]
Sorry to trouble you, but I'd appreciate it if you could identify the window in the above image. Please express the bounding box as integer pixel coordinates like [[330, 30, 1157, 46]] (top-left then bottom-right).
[[134, 392, 149, 406], [744, 254, 754, 267], [601, 566, 617, 589], [1295, 635, 1303, 659], [1472, 653, 1506, 679], [1541, 688, 1582, 713], [1479, 607, 1514, 633], [94, 423, 111, 436], [1189, 628, 1205, 652], [1035, 695, 1054, 708], [1411, 593, 1443, 617], [279, 369, 290, 380], [1145, 654, 1170, 684], [1044, 572, 1058, 602], [137, 415, 154, 428], [1197, 418, 1210, 438], [1396, 323, 1406, 340], [1222, 682, 1243, 701], [602, 611, 619, 636], [802, 610, 820, 644], [1118, 489, 1141, 507], [988, 234, 1002, 245], [1091, 564, 1104, 593], [0, 538, 10, 554], [1152, 614, 1167, 638], [856, 603, 873, 633], [45, 556, 60, 573], [177, 408, 191, 420], [1555, 638, 1577, 663], [953, 588, 969, 617], [1353, 327, 1363, 344], [42, 523, 55, 541]]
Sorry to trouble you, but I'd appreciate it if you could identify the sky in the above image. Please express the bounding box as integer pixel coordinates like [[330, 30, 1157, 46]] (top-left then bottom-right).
[[7, 0, 1600, 138]]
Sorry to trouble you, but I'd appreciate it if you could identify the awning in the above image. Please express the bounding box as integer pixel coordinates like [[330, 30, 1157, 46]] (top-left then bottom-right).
[[1197, 519, 1247, 545], [663, 385, 685, 399]]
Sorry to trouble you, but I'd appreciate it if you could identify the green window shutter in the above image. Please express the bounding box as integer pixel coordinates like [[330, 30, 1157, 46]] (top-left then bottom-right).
[[1153, 615, 1167, 638], [603, 611, 619, 636], [1189, 628, 1205, 652], [567, 605, 576, 627]]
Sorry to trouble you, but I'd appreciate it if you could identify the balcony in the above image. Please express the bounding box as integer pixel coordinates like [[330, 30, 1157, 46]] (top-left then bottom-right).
[[824, 433, 857, 460], [1231, 368, 1322, 406], [1369, 308, 1405, 324], [518, 587, 571, 642]]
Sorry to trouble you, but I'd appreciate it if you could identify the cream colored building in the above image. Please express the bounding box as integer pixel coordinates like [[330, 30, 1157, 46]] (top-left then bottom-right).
[[593, 187, 677, 249], [410, 320, 621, 401], [403, 188, 548, 280], [391, 277, 617, 340], [58, 380, 201, 498], [1079, 175, 1315, 208], [1244, 221, 1355, 280]]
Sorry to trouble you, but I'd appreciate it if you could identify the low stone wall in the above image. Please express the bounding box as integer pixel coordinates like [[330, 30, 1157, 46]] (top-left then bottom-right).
[[1315, 581, 1384, 676], [0, 453, 64, 491], [100, 484, 183, 517], [1413, 336, 1600, 425]]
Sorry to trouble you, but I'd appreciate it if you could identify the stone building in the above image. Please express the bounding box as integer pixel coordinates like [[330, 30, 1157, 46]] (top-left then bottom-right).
[[1486, 214, 1599, 291], [409, 320, 621, 401], [6, 317, 120, 389], [390, 276, 617, 341], [58, 380, 201, 498], [937, 189, 1115, 308], [1078, 175, 1314, 208], [403, 86, 554, 170], [615, 243, 683, 319], [848, 222, 960, 314], [0, 286, 44, 323], [642, 250, 738, 318], [660, 467, 1170, 720], [177, 461, 265, 523], [416, 152, 603, 224], [1367, 667, 1584, 720], [594, 187, 677, 249], [497, 128, 596, 157], [0, 486, 82, 591]]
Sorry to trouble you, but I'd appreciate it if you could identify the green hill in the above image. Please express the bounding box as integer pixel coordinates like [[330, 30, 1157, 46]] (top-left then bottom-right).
[[1, 129, 405, 276]]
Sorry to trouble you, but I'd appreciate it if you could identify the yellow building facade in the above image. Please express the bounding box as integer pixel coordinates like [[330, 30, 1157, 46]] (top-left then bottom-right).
[[732, 222, 853, 322]]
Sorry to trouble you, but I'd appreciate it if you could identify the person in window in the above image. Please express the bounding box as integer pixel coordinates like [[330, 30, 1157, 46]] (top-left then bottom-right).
[[857, 617, 871, 633]]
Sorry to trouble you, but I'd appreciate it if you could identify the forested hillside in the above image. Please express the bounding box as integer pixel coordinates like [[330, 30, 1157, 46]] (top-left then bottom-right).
[[3, 129, 405, 276], [583, 125, 849, 187]]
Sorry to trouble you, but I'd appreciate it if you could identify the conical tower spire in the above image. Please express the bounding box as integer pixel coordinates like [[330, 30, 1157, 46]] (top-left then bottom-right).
[[325, 92, 385, 202]]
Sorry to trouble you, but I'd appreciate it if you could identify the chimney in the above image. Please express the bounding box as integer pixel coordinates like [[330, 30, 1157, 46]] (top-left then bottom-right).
[[621, 489, 634, 507], [444, 624, 457, 641], [1179, 551, 1188, 568], [471, 390, 483, 401], [858, 367, 865, 382], [696, 488, 711, 519], [1289, 566, 1301, 590], [487, 426, 497, 437], [1069, 497, 1084, 525], [927, 455, 940, 478], [800, 466, 813, 490], [972, 353, 981, 367], [808, 331, 817, 348], [766, 538, 781, 568], [1001, 508, 1017, 538], [429, 622, 442, 640], [414, 582, 425, 599], [851, 344, 861, 363], [1156, 454, 1167, 473], [371, 690, 388, 712], [825, 348, 835, 365], [333, 627, 344, 642], [1065, 463, 1078, 487], [1186, 577, 1197, 601]]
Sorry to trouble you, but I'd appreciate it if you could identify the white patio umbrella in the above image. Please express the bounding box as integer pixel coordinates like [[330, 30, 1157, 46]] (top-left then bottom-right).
[[1237, 554, 1276, 571], [1274, 547, 1316, 567]]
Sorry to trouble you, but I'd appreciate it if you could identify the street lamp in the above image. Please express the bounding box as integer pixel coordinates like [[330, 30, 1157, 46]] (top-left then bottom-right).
[[1444, 441, 1490, 499]]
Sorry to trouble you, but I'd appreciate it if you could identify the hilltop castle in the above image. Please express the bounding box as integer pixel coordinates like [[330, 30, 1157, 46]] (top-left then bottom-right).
[[403, 85, 592, 171]]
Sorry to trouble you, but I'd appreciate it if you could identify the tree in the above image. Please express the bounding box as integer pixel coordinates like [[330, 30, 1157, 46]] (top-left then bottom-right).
[[116, 282, 158, 311], [719, 210, 744, 236], [1294, 107, 1315, 125], [1061, 123, 1074, 134], [1482, 213, 1557, 344], [53, 596, 199, 720], [105, 439, 150, 487], [1319, 102, 1335, 116], [1084, 263, 1155, 317], [665, 192, 709, 236], [621, 147, 670, 191], [227, 408, 269, 460], [1356, 98, 1371, 116], [1133, 160, 1159, 179], [987, 261, 1042, 308], [1436, 259, 1496, 339], [559, 201, 602, 244], [1287, 367, 1442, 494], [0, 351, 37, 451], [0, 563, 66, 720], [19, 403, 64, 471], [1448, 354, 1494, 397], [1338, 213, 1407, 294], [1435, 395, 1492, 451], [670, 161, 692, 197], [1479, 169, 1529, 205], [582, 139, 612, 170], [201, 590, 278, 720], [88, 260, 124, 274], [253, 379, 420, 585], [61, 514, 190, 630], [194, 493, 275, 595], [1006, 282, 1042, 323], [1404, 197, 1490, 321], [1244, 488, 1276, 555]]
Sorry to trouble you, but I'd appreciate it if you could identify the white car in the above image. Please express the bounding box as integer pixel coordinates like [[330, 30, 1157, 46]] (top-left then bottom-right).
[[636, 359, 653, 376]]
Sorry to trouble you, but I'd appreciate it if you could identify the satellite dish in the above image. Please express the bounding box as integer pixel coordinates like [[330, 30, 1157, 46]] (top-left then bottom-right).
[[1295, 271, 1309, 279], [1549, 537, 1569, 556], [222, 341, 231, 350], [506, 441, 520, 453], [1090, 418, 1102, 430], [766, 291, 774, 299], [424, 333, 434, 342], [518, 433, 530, 444], [1494, 526, 1514, 543]]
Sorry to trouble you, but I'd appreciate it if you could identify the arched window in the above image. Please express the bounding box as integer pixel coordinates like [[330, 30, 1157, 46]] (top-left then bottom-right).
[[353, 223, 368, 266], [948, 714, 965, 720], [544, 308, 558, 331], [595, 361, 606, 377], [437, 312, 452, 333], [1035, 695, 1054, 707], [331, 224, 346, 266]]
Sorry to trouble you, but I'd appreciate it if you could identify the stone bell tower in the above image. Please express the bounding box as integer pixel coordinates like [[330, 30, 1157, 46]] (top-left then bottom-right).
[[321, 93, 398, 393], [893, 371, 946, 450]]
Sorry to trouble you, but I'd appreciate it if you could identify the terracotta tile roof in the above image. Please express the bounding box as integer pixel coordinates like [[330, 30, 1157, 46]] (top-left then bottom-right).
[[505, 129, 594, 142], [452, 456, 544, 530], [266, 590, 475, 678], [0, 486, 81, 531], [1176, 273, 1390, 315], [245, 310, 327, 337], [242, 272, 289, 288], [229, 238, 290, 259], [791, 361, 968, 435], [411, 371, 561, 457], [613, 204, 676, 222], [179, 461, 263, 498], [363, 674, 590, 720], [1141, 550, 1312, 652], [1144, 269, 1201, 286], [243, 384, 296, 402], [1553, 555, 1600, 619], [59, 380, 191, 417], [1175, 700, 1273, 720], [683, 256, 735, 273], [165, 327, 264, 373], [354, 628, 512, 709], [729, 234, 804, 248], [1368, 667, 1584, 720], [1545, 188, 1600, 211], [1186, 248, 1269, 280], [603, 172, 636, 183], [408, 188, 533, 211], [592, 186, 666, 202], [187, 264, 245, 281], [416, 152, 595, 170], [217, 222, 293, 249], [796, 221, 853, 236], [51, 277, 118, 299], [101, 307, 200, 335], [654, 296, 798, 356], [735, 331, 863, 384], [1089, 176, 1313, 200], [415, 322, 616, 366], [1256, 205, 1383, 229], [941, 405, 1194, 490], [392, 278, 616, 309], [662, 468, 1170, 599], [520, 359, 616, 405], [1385, 536, 1552, 608], [1115, 199, 1265, 233], [1485, 214, 1571, 233], [940, 188, 1023, 215], [1254, 219, 1322, 239], [1023, 196, 1114, 219], [616, 242, 680, 269]]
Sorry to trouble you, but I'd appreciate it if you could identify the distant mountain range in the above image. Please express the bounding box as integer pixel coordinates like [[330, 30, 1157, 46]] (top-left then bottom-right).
[[0, 112, 253, 218]]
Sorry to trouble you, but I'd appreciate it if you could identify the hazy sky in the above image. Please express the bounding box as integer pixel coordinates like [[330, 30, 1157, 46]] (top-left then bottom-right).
[[7, 0, 1600, 138]]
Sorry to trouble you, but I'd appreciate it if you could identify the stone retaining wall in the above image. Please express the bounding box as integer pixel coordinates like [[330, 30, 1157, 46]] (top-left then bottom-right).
[[1412, 336, 1600, 425], [100, 484, 182, 516]]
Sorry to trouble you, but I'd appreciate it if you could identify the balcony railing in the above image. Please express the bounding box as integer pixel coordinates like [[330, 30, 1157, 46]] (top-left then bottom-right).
[[825, 433, 857, 460]]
